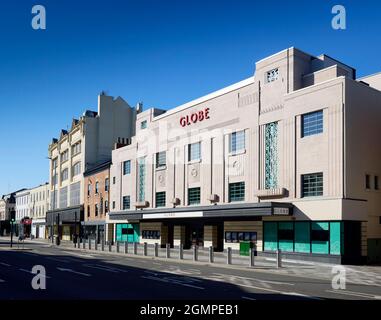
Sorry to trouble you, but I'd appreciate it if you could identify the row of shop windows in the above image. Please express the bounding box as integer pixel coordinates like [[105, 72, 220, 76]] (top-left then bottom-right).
[[225, 231, 257, 243], [263, 221, 342, 255], [142, 230, 161, 239]]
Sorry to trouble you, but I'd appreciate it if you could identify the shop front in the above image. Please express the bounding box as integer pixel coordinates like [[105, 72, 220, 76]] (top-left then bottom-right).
[[46, 205, 83, 241], [109, 202, 293, 252], [262, 220, 363, 264], [31, 218, 46, 239], [19, 217, 32, 238], [82, 220, 106, 243]]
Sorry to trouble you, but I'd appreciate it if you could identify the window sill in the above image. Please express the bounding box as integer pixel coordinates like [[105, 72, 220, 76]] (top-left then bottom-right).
[[228, 149, 246, 157], [155, 166, 167, 171], [188, 159, 201, 165]]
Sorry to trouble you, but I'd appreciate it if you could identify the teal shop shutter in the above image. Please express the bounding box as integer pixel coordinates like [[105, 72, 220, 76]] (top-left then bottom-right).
[[294, 222, 311, 253], [133, 224, 140, 242], [330, 222, 342, 255], [311, 222, 329, 254], [278, 222, 294, 252], [116, 224, 121, 242], [264, 222, 278, 251]]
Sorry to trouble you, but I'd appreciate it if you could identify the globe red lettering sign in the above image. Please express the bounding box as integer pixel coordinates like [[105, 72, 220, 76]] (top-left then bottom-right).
[[179, 108, 210, 127]]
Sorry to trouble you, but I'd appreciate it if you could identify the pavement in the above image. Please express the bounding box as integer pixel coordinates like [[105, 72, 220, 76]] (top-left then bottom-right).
[[0, 237, 381, 300]]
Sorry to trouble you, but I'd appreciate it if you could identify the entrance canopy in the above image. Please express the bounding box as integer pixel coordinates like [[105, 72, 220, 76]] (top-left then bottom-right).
[[109, 202, 293, 222]]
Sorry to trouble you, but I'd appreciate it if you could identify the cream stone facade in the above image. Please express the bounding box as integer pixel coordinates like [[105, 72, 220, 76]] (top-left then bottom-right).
[[47, 93, 136, 241], [108, 47, 381, 264], [29, 183, 50, 238], [15, 189, 31, 237]]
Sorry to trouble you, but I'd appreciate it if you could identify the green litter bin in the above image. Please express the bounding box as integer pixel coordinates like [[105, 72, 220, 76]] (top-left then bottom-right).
[[240, 241, 251, 256]]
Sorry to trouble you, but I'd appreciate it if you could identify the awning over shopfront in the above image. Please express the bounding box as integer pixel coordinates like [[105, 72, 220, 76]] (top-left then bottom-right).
[[21, 217, 32, 225], [81, 220, 106, 226], [108, 202, 293, 221], [46, 205, 84, 225]]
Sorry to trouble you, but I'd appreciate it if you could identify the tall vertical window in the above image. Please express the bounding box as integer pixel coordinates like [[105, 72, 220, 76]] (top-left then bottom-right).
[[60, 150, 69, 162], [71, 142, 81, 156], [155, 192, 166, 208], [95, 182, 99, 194], [61, 168, 68, 182], [229, 182, 245, 202], [156, 151, 166, 168], [113, 177, 116, 184], [70, 182, 81, 206], [302, 172, 323, 197], [123, 160, 131, 175], [375, 176, 379, 190], [105, 200, 109, 213], [95, 204, 99, 216], [265, 122, 278, 189], [87, 184, 91, 196], [302, 110, 323, 137], [112, 201, 116, 209], [188, 142, 201, 161], [141, 120, 147, 129], [138, 158, 146, 202], [87, 206, 90, 217], [188, 187, 201, 205], [229, 131, 245, 154], [123, 196, 130, 210], [105, 178, 109, 192], [72, 162, 81, 177]]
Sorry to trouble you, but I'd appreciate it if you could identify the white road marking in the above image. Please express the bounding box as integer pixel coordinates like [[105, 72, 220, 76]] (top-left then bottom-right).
[[83, 265, 119, 273], [0, 262, 11, 267], [141, 275, 205, 290], [152, 262, 162, 266], [61, 251, 94, 259], [326, 290, 381, 300], [282, 292, 322, 300], [242, 296, 256, 300], [212, 273, 294, 286], [56, 267, 91, 277], [94, 264, 129, 273]]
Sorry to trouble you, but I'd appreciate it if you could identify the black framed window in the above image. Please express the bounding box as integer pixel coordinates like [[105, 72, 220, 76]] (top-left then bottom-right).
[[122, 196, 130, 210], [156, 151, 166, 168], [123, 160, 131, 175], [188, 187, 200, 205], [155, 191, 166, 208], [142, 230, 161, 239], [225, 231, 257, 243], [228, 182, 245, 202], [302, 172, 323, 197], [302, 110, 323, 137]]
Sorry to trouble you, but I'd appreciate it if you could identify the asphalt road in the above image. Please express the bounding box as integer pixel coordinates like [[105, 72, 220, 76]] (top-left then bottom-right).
[[0, 240, 380, 300]]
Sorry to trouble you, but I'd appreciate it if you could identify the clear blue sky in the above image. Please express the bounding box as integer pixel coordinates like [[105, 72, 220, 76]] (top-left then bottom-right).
[[0, 0, 380, 195]]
